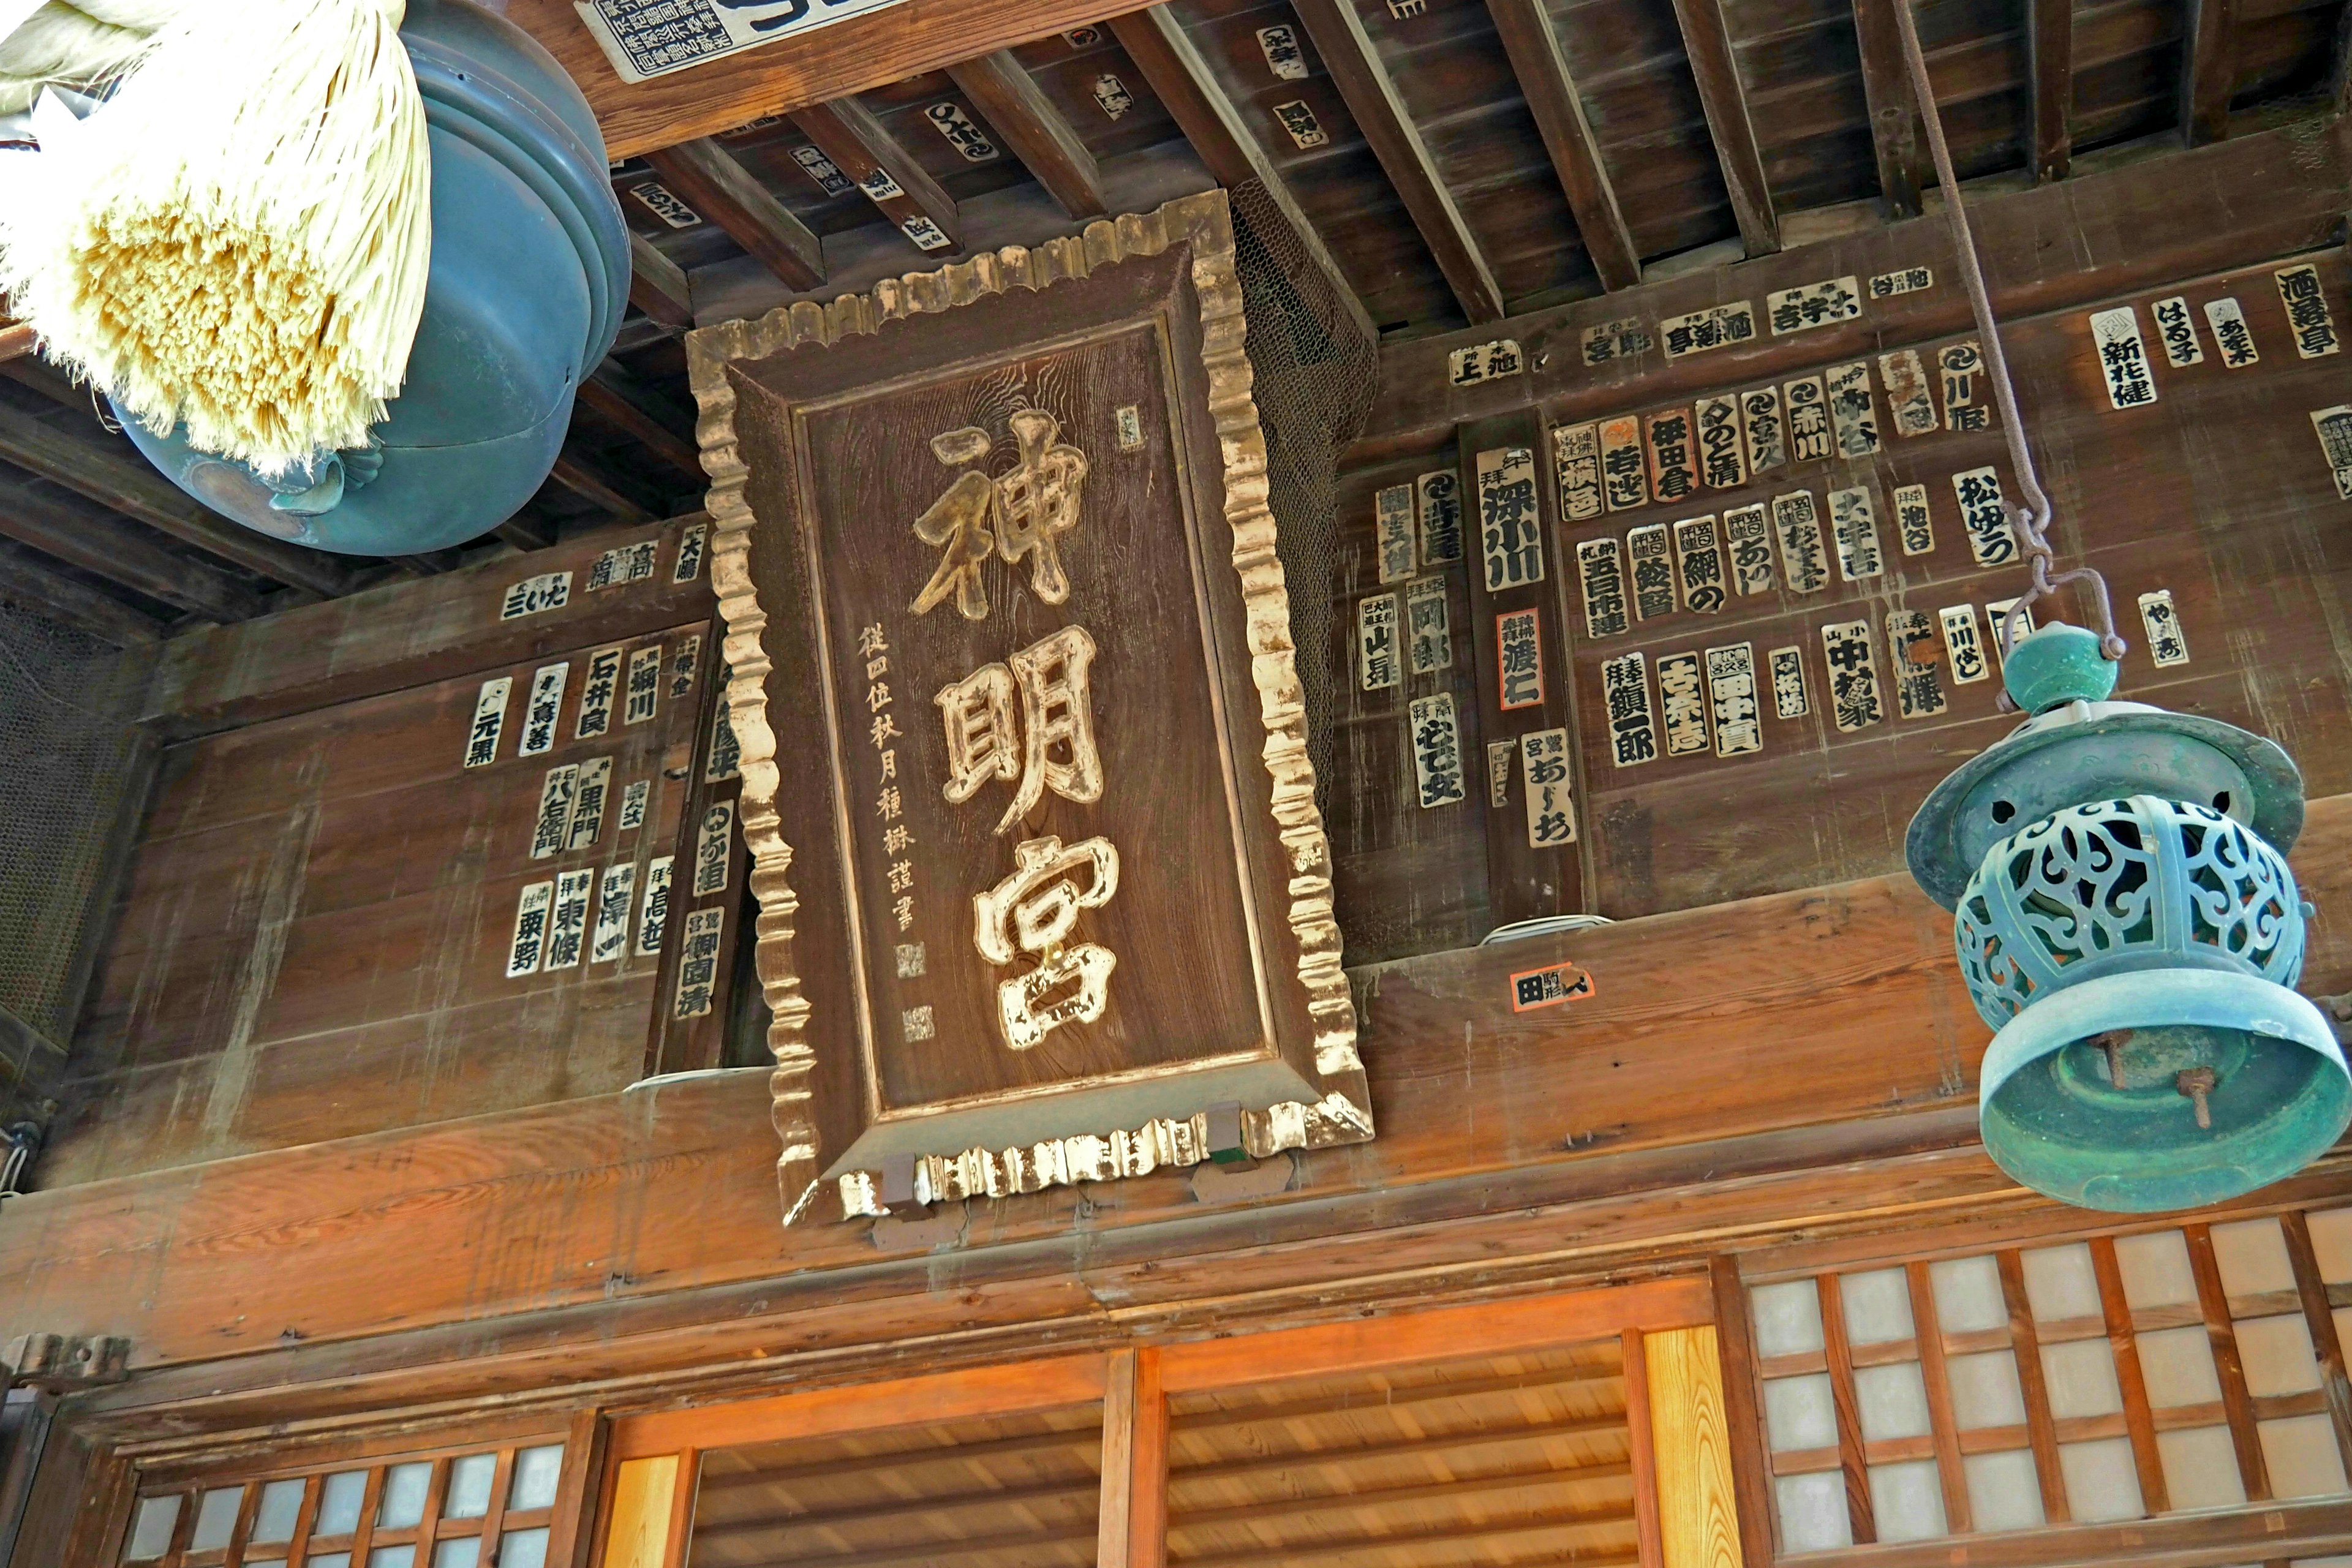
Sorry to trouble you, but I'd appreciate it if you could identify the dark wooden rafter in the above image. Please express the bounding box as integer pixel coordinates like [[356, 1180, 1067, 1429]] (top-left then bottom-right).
[[1289, 0, 1506, 323], [944, 51, 1107, 219], [0, 537, 167, 645], [2028, 0, 2073, 181], [549, 448, 658, 526], [1484, 0, 1641, 290], [1104, 6, 1376, 347], [577, 374, 704, 484], [2182, 0, 2238, 146], [1851, 0, 1926, 218], [792, 95, 965, 251], [627, 232, 694, 331], [0, 401, 355, 597], [0, 462, 265, 623], [643, 138, 826, 290], [1667, 0, 1781, 255]]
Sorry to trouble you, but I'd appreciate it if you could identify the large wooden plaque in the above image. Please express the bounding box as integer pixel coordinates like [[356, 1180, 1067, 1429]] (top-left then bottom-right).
[[690, 194, 1370, 1221]]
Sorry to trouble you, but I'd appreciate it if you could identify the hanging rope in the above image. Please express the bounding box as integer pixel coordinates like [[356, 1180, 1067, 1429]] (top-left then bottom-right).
[[1888, 0, 2127, 670]]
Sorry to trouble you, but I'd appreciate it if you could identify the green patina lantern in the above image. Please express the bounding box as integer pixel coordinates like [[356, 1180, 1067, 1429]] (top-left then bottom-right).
[[1905, 624, 2349, 1212]]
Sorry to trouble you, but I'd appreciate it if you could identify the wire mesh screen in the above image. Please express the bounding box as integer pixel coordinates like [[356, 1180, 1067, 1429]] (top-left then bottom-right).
[[1227, 179, 1378, 816], [0, 601, 141, 1125]]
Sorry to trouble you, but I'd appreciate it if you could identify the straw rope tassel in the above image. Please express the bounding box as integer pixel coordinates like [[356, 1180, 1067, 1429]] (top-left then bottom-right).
[[0, 0, 431, 478]]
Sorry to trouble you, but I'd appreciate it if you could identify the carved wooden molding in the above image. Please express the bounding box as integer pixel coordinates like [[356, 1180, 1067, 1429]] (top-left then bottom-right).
[[687, 192, 1366, 1223]]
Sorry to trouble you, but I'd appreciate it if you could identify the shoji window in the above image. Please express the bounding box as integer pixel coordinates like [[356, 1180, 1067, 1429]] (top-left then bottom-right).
[[1750, 1205, 2352, 1559], [119, 1436, 577, 1568]]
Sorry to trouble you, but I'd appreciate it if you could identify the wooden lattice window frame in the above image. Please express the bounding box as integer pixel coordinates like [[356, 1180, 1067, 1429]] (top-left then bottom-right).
[[1735, 1202, 2352, 1565], [108, 1415, 599, 1568]]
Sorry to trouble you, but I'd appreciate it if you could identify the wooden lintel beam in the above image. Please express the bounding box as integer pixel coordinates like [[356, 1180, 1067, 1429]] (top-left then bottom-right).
[[2182, 0, 2237, 146], [627, 233, 693, 331], [1106, 7, 1376, 347], [944, 51, 1106, 220], [505, 0, 1155, 160], [1289, 0, 1506, 323], [2028, 0, 2073, 181], [643, 138, 825, 290], [549, 450, 658, 527], [0, 404, 356, 597], [577, 375, 704, 483], [792, 96, 964, 251], [0, 538, 167, 646], [1851, 0, 1925, 218], [1668, 0, 1781, 255], [0, 464, 263, 622], [1485, 0, 1640, 290]]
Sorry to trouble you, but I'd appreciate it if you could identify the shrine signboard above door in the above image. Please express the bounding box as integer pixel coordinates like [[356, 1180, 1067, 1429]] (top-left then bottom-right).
[[690, 193, 1372, 1224]]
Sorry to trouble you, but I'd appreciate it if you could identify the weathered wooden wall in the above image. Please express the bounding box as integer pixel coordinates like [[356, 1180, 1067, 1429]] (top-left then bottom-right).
[[1329, 121, 2352, 960]]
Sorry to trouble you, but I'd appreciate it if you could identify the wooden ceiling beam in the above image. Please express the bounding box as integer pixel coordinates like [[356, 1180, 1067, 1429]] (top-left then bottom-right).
[[549, 448, 658, 526], [1667, 0, 1781, 255], [626, 233, 693, 331], [1290, 0, 1506, 323], [1106, 7, 1376, 347], [2182, 0, 2237, 146], [1485, 0, 1641, 291], [1851, 0, 1926, 218], [0, 464, 265, 622], [643, 139, 826, 290], [793, 95, 966, 249], [944, 51, 1106, 219], [2028, 0, 2073, 181], [578, 374, 704, 483], [0, 537, 167, 646], [0, 403, 356, 597]]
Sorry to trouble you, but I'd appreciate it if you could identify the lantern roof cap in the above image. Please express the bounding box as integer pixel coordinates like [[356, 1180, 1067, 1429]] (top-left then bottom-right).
[[1905, 696, 2305, 908]]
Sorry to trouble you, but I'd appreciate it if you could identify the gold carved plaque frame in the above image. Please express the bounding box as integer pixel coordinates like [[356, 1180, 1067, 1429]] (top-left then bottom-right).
[[688, 192, 1370, 1223]]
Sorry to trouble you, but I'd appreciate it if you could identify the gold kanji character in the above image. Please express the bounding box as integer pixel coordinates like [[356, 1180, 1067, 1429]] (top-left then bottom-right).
[[972, 834, 1119, 1050], [933, 624, 1101, 834], [910, 470, 997, 622], [992, 409, 1089, 605]]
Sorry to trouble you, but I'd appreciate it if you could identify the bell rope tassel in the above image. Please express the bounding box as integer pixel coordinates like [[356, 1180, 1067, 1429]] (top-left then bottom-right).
[[0, 0, 431, 478]]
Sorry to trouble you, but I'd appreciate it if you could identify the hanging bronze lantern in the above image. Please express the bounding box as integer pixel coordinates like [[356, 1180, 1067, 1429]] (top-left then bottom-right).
[[1907, 624, 2348, 1211]]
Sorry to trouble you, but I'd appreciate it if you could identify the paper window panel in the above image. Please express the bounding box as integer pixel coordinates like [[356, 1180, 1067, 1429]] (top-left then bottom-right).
[[1867, 1459, 1948, 1541], [1775, 1472, 1854, 1552], [2161, 1423, 2250, 1510], [2239, 1313, 2325, 1397], [1840, 1267, 1916, 1345], [2116, 1228, 2202, 1306], [1928, 1254, 2008, 1333], [1766, 1373, 1839, 1451], [2305, 1207, 2352, 1281], [2041, 1337, 2127, 1419], [1855, 1362, 1934, 1442], [1946, 1350, 2027, 1429], [1964, 1449, 2046, 1531], [2138, 1324, 2226, 1408], [1752, 1279, 1827, 1357], [2021, 1243, 2105, 1322], [2212, 1217, 2299, 1297], [2059, 1436, 2147, 1521], [2263, 1413, 2351, 1497]]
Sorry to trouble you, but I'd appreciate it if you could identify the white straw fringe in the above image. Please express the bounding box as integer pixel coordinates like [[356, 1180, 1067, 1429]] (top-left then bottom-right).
[[0, 0, 430, 477]]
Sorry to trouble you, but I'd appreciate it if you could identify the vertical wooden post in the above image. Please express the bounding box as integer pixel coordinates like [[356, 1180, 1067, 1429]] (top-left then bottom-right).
[[2282, 1210, 2352, 1475], [1995, 1249, 2070, 1525], [548, 1412, 610, 1568], [1644, 1325, 1743, 1568], [1706, 1259, 1777, 1567], [1903, 1261, 1973, 1534], [1812, 1273, 1876, 1544], [594, 1456, 681, 1568], [2089, 1237, 2170, 1514], [2186, 1223, 2272, 1501], [1623, 1330, 1665, 1568], [1097, 1348, 1168, 1568], [1457, 410, 1586, 930]]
